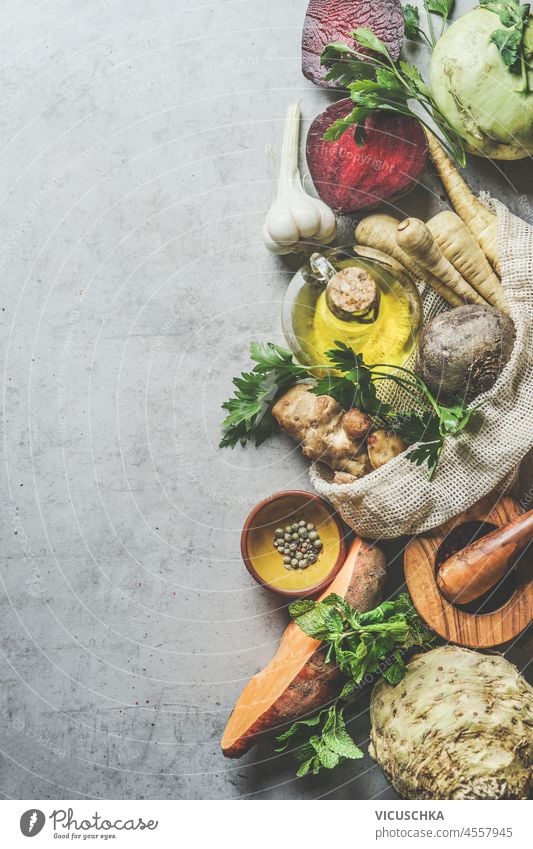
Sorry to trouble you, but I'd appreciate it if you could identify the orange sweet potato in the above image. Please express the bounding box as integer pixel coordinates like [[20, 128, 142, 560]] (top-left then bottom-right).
[[221, 538, 386, 758]]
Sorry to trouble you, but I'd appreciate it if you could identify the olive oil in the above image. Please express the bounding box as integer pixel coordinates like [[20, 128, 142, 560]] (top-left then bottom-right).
[[283, 250, 422, 369]]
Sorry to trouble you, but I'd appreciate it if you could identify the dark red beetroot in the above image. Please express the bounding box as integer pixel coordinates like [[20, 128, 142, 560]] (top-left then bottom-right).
[[302, 0, 404, 89], [306, 99, 428, 213]]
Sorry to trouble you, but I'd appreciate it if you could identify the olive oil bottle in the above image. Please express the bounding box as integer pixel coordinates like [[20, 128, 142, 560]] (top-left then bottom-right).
[[282, 247, 422, 369]]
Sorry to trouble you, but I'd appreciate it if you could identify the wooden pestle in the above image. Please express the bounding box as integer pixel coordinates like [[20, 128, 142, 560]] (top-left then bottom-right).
[[437, 509, 533, 604]]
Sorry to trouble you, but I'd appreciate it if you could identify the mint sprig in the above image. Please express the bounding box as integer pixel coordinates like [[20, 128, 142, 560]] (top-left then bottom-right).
[[275, 594, 435, 777]]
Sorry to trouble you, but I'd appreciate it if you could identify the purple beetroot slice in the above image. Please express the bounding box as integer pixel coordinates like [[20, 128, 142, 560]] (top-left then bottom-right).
[[302, 0, 404, 89], [306, 99, 428, 213]]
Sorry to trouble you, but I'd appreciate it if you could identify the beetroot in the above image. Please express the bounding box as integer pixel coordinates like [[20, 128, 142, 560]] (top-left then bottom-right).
[[306, 99, 428, 213], [302, 0, 404, 88]]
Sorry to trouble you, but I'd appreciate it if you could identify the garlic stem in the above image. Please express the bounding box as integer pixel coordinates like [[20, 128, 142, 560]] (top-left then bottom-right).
[[280, 102, 301, 183]]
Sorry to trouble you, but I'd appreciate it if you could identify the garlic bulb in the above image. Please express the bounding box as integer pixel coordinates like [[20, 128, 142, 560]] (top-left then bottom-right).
[[262, 102, 337, 254]]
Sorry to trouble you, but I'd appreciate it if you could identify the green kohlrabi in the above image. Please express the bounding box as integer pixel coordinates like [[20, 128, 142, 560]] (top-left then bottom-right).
[[430, 6, 533, 159]]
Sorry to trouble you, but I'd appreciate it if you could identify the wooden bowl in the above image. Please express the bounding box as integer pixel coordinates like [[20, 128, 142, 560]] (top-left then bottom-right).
[[404, 495, 533, 648], [241, 490, 347, 598]]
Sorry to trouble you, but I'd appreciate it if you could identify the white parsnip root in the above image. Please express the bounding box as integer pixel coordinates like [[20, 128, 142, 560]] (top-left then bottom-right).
[[355, 214, 463, 307], [426, 211, 508, 315], [397, 218, 489, 307], [426, 132, 499, 273]]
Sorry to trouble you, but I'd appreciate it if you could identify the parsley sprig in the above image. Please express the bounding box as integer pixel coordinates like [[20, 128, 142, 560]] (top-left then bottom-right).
[[220, 341, 476, 480], [404, 2, 455, 47], [480, 1, 532, 92], [321, 27, 466, 165], [275, 593, 435, 777]]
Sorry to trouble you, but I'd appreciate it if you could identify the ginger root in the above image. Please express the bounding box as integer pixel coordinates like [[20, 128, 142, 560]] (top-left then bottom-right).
[[272, 385, 372, 478], [368, 430, 406, 469], [272, 385, 404, 481]]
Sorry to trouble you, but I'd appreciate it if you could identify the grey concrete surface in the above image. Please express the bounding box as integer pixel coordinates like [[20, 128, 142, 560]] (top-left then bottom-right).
[[0, 0, 531, 800]]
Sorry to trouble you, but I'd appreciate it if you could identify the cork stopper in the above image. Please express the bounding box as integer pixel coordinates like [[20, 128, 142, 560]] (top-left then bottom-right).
[[326, 267, 379, 322]]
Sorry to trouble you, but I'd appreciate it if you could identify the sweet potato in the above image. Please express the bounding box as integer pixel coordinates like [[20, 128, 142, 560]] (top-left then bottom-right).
[[221, 538, 386, 758]]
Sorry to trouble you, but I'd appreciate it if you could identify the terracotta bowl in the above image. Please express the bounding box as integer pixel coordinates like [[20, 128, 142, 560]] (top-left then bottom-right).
[[241, 490, 347, 598]]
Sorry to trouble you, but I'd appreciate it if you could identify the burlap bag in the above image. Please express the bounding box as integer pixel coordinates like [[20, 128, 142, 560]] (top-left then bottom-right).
[[310, 201, 533, 538]]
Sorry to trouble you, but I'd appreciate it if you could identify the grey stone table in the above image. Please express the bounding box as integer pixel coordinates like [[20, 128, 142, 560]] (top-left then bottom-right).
[[0, 0, 531, 800]]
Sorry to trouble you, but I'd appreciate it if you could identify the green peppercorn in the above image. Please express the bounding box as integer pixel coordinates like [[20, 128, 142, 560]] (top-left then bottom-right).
[[306, 523, 314, 531], [290, 558, 298, 567], [313, 539, 323, 550], [308, 531, 318, 541]]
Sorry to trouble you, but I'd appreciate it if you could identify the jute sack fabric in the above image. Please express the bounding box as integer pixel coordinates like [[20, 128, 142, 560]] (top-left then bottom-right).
[[310, 201, 533, 538]]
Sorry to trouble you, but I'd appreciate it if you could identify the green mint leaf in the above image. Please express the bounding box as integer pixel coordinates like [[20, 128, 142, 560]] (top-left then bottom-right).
[[403, 3, 421, 40], [295, 755, 318, 777], [322, 707, 364, 760], [309, 735, 341, 770], [274, 713, 325, 750], [382, 655, 407, 685], [287, 600, 334, 641]]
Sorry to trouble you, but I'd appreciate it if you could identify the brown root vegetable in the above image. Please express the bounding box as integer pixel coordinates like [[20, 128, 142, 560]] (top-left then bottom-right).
[[355, 214, 463, 307], [418, 305, 516, 404], [426, 211, 508, 315], [426, 132, 499, 273], [272, 384, 371, 478], [397, 218, 488, 307], [342, 408, 372, 440], [367, 430, 406, 469], [370, 646, 533, 799], [302, 0, 404, 88], [222, 538, 386, 757]]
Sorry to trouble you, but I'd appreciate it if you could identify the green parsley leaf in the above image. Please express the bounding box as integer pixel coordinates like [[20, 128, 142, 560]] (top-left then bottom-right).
[[491, 26, 523, 68], [350, 26, 391, 56], [403, 4, 421, 40], [425, 0, 455, 19]]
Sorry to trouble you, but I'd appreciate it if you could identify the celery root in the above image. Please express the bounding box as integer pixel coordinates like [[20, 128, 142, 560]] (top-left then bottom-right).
[[427, 211, 508, 315], [355, 214, 463, 307], [370, 646, 533, 799], [397, 218, 489, 307], [426, 132, 499, 273]]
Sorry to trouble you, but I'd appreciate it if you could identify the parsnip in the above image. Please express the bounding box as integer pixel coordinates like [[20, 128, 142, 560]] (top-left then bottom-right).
[[426, 211, 508, 315], [397, 218, 489, 307], [426, 132, 499, 273], [355, 214, 463, 307]]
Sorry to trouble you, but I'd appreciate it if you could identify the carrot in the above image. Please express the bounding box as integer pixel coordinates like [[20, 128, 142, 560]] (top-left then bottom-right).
[[397, 218, 489, 307], [221, 538, 386, 758], [426, 132, 499, 273], [355, 214, 463, 307], [426, 211, 508, 315]]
